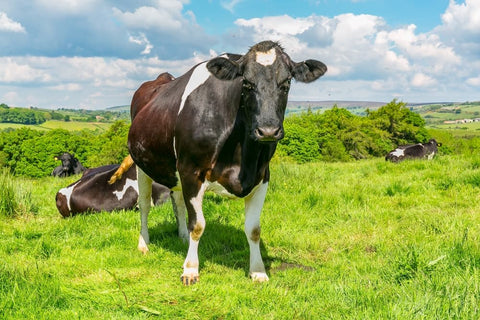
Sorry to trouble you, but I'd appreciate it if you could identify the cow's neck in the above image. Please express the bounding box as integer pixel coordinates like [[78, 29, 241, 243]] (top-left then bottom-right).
[[236, 110, 277, 195]]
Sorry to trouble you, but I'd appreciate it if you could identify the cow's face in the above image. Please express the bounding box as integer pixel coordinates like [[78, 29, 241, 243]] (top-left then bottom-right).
[[55, 153, 74, 172], [207, 41, 327, 143]]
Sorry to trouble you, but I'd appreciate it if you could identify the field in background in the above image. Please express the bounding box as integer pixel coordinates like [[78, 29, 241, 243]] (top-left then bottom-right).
[[1, 155, 479, 319], [0, 120, 112, 132]]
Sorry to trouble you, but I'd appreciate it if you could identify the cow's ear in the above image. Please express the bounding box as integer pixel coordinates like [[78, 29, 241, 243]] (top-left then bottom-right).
[[207, 57, 242, 80], [292, 59, 327, 83]]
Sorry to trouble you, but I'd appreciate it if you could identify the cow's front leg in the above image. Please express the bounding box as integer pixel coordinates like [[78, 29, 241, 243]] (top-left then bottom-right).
[[180, 178, 207, 285], [137, 168, 153, 254], [244, 182, 269, 282]]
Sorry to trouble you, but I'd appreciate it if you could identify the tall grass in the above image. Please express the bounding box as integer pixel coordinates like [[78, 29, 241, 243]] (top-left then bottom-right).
[[1, 154, 480, 319], [0, 168, 37, 217]]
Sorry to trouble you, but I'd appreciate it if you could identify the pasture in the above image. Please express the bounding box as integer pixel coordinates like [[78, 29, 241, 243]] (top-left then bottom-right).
[[0, 120, 111, 132], [1, 154, 480, 319]]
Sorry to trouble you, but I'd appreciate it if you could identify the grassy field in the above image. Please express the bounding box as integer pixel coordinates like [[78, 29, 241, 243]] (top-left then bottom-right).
[[0, 120, 112, 132], [1, 154, 480, 319]]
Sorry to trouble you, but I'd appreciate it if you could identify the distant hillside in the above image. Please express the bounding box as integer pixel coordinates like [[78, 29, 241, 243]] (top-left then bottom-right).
[[106, 105, 129, 112]]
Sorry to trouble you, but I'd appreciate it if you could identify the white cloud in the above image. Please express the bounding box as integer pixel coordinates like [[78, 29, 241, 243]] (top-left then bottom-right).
[[442, 0, 480, 33], [221, 0, 244, 13], [466, 77, 480, 86], [129, 33, 153, 55], [35, 0, 99, 13], [113, 1, 189, 31], [0, 12, 25, 33], [411, 73, 437, 88]]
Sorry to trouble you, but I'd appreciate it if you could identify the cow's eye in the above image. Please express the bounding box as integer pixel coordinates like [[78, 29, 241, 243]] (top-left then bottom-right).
[[243, 80, 256, 91]]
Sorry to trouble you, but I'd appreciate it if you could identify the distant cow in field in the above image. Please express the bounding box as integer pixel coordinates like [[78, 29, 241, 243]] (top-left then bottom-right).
[[56, 159, 170, 217], [52, 152, 86, 177], [118, 40, 327, 285], [385, 139, 441, 162]]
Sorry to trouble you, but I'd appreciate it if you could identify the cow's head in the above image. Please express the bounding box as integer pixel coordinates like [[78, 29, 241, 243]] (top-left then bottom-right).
[[54, 152, 75, 173], [428, 138, 442, 147], [207, 40, 327, 143]]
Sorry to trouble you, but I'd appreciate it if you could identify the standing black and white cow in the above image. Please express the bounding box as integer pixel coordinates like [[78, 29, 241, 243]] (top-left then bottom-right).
[[56, 161, 170, 217], [385, 139, 441, 162], [122, 40, 327, 285], [52, 152, 86, 177]]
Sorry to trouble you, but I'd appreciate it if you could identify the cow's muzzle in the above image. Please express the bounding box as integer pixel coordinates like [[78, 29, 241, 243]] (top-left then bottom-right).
[[254, 126, 284, 142]]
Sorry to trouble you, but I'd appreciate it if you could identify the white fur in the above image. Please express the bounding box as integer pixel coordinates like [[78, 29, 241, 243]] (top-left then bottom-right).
[[391, 148, 405, 157], [178, 62, 210, 116], [256, 48, 276, 66], [58, 181, 80, 211], [171, 190, 189, 241], [182, 183, 208, 279], [112, 178, 138, 200], [244, 182, 269, 282], [136, 167, 153, 254]]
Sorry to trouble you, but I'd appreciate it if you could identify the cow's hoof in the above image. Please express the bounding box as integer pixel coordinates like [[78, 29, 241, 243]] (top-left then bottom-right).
[[138, 235, 149, 254], [180, 274, 199, 286], [250, 272, 269, 283]]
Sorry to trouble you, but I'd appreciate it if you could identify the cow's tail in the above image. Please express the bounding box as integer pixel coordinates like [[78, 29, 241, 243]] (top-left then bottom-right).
[[108, 155, 134, 184]]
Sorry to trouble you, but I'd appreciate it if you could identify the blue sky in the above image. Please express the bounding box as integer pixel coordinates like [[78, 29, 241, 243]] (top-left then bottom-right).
[[0, 0, 478, 109]]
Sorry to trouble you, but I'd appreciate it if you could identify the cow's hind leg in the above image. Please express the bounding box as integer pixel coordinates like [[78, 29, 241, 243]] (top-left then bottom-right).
[[244, 182, 269, 282], [171, 190, 189, 241], [137, 168, 153, 254], [180, 178, 207, 285]]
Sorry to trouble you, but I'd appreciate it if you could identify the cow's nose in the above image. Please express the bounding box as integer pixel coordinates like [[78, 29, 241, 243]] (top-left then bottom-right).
[[254, 126, 283, 142]]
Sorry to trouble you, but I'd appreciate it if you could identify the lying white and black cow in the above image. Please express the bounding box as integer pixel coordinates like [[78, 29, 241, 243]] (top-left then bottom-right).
[[56, 160, 170, 217], [385, 139, 441, 162], [52, 152, 86, 177]]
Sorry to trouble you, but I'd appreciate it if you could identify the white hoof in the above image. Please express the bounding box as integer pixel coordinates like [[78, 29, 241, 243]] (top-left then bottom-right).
[[138, 234, 149, 254], [250, 272, 269, 283]]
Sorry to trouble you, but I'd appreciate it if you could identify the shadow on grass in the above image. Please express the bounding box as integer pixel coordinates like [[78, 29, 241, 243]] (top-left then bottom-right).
[[147, 218, 275, 278]]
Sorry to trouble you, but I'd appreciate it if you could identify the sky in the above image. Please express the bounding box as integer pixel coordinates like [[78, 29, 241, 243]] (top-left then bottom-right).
[[0, 0, 479, 110]]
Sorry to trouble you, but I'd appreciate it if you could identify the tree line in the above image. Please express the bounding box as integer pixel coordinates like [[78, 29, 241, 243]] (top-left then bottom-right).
[[0, 121, 129, 177], [1, 100, 478, 177], [278, 100, 429, 162], [0, 104, 46, 125]]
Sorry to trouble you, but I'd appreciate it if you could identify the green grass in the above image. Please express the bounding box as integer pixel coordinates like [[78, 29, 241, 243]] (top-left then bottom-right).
[[1, 155, 480, 319]]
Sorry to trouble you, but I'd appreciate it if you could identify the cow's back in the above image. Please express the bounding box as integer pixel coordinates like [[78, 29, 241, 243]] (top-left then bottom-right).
[[128, 70, 192, 188], [131, 72, 175, 120]]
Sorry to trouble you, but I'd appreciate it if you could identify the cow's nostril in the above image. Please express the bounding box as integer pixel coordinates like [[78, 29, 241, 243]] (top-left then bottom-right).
[[255, 127, 283, 141]]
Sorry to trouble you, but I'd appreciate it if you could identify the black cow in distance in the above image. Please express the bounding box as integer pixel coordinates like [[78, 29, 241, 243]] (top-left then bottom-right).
[[52, 152, 86, 177]]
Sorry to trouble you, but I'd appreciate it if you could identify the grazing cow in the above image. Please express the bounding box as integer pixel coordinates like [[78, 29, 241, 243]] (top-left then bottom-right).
[[123, 40, 327, 285], [55, 161, 170, 217], [52, 152, 86, 177], [385, 139, 441, 162]]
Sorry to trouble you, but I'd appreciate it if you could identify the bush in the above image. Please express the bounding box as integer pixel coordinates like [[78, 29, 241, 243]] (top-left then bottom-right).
[[278, 100, 432, 163], [0, 120, 130, 177]]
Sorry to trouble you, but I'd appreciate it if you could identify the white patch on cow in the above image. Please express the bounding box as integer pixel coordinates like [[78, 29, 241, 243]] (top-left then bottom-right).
[[256, 48, 276, 66], [181, 183, 207, 280], [136, 168, 153, 253], [58, 181, 80, 211], [244, 182, 269, 282], [205, 181, 237, 198], [427, 151, 436, 160], [112, 178, 138, 200], [178, 62, 210, 116], [391, 148, 405, 157], [189, 182, 207, 217]]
